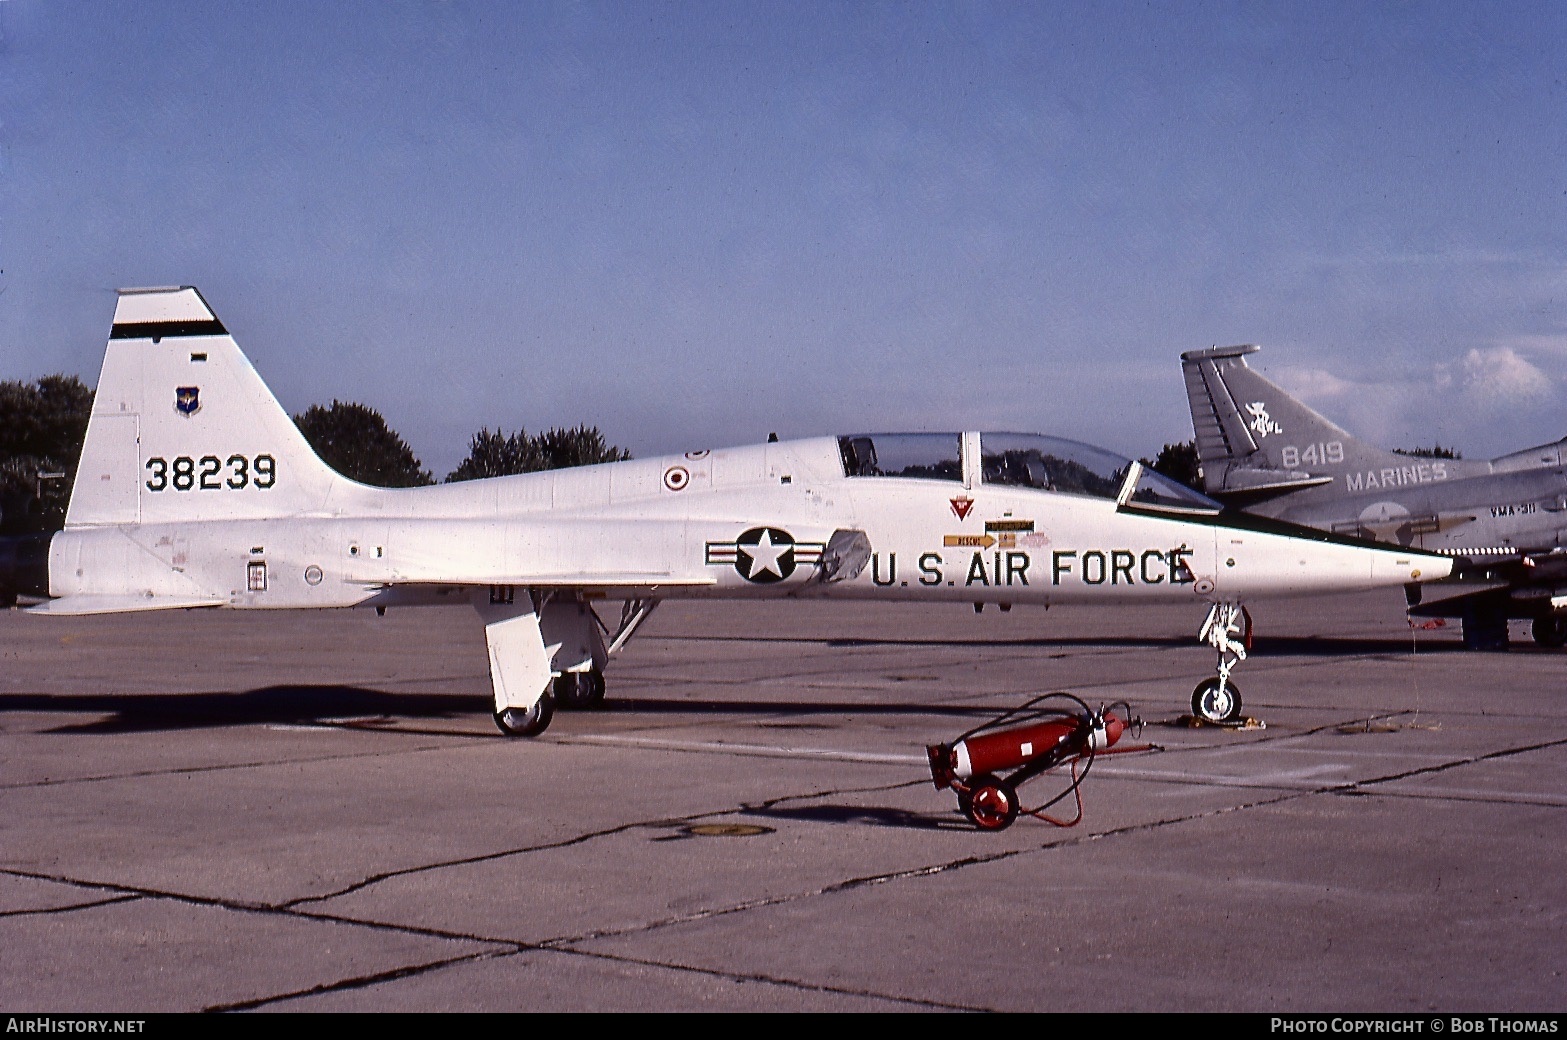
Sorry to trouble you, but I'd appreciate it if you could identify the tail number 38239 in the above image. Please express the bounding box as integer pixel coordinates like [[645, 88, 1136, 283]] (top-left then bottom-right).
[[145, 454, 276, 492]]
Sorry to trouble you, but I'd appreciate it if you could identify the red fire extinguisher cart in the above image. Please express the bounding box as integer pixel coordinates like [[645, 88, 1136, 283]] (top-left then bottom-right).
[[927, 692, 1148, 831]]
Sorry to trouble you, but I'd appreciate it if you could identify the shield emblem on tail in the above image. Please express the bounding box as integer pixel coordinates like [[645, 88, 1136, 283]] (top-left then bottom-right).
[[175, 386, 201, 416]]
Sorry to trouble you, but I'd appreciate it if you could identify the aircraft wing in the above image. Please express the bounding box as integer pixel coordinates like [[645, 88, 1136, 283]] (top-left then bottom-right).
[[385, 573, 718, 590], [25, 578, 713, 617], [476, 574, 717, 587]]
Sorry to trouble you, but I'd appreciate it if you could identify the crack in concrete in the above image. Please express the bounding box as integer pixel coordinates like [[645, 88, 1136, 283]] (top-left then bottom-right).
[[0, 740, 467, 791], [0, 894, 140, 917], [5, 719, 1559, 1012]]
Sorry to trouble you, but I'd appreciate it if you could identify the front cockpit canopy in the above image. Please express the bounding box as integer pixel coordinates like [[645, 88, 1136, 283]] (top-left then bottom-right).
[[839, 433, 961, 481], [837, 431, 1221, 513]]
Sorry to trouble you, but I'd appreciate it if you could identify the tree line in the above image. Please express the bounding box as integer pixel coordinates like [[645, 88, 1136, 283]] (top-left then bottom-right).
[[0, 379, 631, 534], [0, 372, 1464, 537]]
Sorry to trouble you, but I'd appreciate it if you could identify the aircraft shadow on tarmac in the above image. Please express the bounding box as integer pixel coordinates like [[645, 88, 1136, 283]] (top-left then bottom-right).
[[783, 632, 1469, 656], [1, 685, 485, 734], [3, 627, 1484, 736], [739, 804, 966, 832], [3, 686, 1034, 735], [1244, 633, 1470, 656]]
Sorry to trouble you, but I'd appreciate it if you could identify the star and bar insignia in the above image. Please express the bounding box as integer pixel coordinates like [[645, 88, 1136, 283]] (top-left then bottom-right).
[[705, 527, 825, 583]]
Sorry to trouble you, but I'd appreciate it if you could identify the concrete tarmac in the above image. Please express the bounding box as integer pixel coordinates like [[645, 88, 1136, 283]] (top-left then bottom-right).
[[1, 591, 1563, 1013]]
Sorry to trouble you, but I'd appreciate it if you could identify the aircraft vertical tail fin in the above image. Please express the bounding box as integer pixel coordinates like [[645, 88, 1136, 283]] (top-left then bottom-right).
[[1179, 345, 1430, 502], [66, 287, 369, 527]]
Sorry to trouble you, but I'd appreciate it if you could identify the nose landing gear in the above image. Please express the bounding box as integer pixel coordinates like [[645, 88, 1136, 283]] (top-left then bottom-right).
[[1193, 601, 1250, 724]]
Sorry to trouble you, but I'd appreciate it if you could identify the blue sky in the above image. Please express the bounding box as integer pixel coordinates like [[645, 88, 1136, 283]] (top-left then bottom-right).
[[3, 1, 1563, 477]]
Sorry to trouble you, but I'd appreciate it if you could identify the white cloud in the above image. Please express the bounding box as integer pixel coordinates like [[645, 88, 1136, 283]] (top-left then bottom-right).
[[1454, 347, 1551, 408], [1266, 342, 1559, 456], [1270, 365, 1356, 401], [1490, 333, 1567, 361]]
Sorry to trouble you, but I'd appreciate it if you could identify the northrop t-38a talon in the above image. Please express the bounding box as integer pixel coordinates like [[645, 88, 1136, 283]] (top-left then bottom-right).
[[1183, 344, 1567, 651], [0, 287, 1453, 730]]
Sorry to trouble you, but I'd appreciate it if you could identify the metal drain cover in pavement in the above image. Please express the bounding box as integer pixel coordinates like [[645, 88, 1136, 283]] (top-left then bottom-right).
[[684, 824, 774, 837]]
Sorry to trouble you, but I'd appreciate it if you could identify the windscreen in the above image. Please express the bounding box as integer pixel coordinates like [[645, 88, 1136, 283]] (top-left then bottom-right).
[[980, 432, 1221, 510], [1126, 466, 1222, 512]]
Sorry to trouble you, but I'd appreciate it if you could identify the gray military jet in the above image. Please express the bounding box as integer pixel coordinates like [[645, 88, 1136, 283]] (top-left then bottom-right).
[[1181, 344, 1567, 650]]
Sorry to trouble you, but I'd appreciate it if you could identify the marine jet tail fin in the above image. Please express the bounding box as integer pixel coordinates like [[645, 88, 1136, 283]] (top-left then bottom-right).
[[66, 287, 371, 528], [1179, 344, 1446, 502]]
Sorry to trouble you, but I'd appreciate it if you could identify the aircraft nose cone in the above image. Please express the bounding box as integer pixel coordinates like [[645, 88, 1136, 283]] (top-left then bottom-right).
[[1377, 549, 1453, 585]]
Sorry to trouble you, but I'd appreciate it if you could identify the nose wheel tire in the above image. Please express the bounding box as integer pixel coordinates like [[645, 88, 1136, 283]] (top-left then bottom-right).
[[962, 773, 1020, 831], [1191, 677, 1242, 724], [493, 690, 555, 737]]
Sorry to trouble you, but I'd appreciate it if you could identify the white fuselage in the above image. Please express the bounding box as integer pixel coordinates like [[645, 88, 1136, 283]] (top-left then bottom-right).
[[48, 436, 1442, 612]]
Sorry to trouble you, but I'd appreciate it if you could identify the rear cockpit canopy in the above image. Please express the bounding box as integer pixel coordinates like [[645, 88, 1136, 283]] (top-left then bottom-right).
[[837, 432, 1221, 513]]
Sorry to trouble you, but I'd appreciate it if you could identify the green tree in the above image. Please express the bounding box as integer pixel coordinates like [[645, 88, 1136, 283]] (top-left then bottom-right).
[[535, 425, 632, 470], [445, 428, 543, 482], [1393, 444, 1462, 459], [1142, 440, 1201, 491], [0, 375, 95, 533], [294, 401, 433, 487], [446, 425, 631, 482]]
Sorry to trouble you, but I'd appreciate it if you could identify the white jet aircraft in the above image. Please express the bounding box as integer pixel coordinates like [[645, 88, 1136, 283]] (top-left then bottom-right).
[[0, 287, 1454, 730]]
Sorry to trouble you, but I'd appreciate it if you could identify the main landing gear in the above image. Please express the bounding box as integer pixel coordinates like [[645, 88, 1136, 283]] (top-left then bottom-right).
[[478, 589, 626, 738], [1192, 601, 1250, 725], [1461, 603, 1511, 652], [491, 667, 606, 736], [1532, 615, 1567, 649]]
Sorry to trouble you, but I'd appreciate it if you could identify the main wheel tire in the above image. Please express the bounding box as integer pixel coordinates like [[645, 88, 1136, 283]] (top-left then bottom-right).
[[553, 672, 589, 709], [1531, 615, 1567, 649], [553, 670, 606, 709], [1191, 677, 1242, 724], [580, 668, 606, 708], [1462, 607, 1511, 651], [493, 690, 555, 737], [963, 774, 1020, 831]]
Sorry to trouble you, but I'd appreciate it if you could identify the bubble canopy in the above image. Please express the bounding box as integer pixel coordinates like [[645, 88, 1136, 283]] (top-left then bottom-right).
[[836, 432, 1221, 513]]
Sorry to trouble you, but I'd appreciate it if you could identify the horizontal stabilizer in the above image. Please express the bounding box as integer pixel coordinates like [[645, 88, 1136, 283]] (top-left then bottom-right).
[[27, 594, 227, 616], [1407, 586, 1512, 620], [1208, 471, 1335, 506]]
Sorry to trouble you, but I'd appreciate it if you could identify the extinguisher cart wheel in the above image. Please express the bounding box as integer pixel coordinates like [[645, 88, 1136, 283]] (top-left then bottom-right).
[[962, 773, 1020, 831]]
